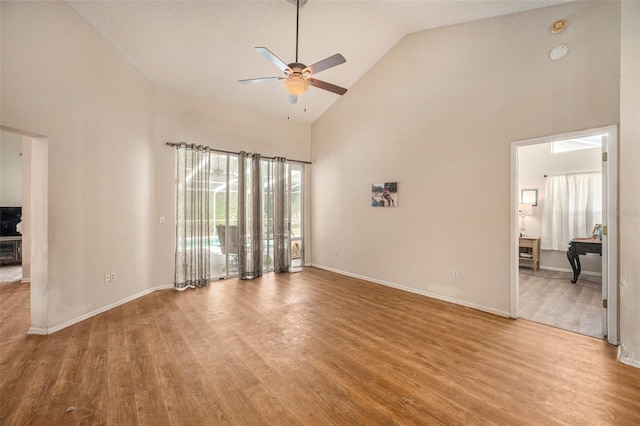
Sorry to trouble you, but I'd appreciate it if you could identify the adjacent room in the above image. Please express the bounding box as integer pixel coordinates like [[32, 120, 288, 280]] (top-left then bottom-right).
[[2, 0, 639, 424], [517, 135, 605, 338]]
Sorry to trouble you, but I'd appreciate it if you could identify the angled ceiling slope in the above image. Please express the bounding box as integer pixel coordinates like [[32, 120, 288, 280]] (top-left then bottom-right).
[[67, 0, 572, 124]]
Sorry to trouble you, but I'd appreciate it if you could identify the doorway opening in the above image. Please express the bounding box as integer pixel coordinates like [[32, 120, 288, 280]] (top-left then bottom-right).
[[0, 125, 49, 334], [510, 125, 618, 344]]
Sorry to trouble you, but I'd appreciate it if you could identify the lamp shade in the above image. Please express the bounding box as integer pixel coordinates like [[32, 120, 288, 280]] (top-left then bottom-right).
[[518, 203, 533, 216], [284, 76, 309, 95]]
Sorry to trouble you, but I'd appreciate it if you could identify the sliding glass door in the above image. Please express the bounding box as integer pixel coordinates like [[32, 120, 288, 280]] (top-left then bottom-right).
[[259, 159, 305, 273], [209, 154, 238, 278], [194, 153, 303, 280], [290, 163, 304, 271]]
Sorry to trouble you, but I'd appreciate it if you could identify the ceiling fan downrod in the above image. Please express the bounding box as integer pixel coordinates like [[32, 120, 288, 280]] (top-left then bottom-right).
[[295, 0, 300, 63]]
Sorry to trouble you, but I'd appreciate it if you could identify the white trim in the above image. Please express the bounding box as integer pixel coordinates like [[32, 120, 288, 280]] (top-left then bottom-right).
[[27, 284, 174, 335], [20, 278, 31, 284], [602, 127, 618, 345], [538, 265, 602, 277], [510, 142, 519, 318], [510, 125, 619, 344], [619, 347, 640, 369], [311, 264, 510, 318]]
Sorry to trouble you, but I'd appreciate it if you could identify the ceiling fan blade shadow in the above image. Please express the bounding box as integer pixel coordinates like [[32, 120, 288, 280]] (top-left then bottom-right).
[[304, 54, 346, 75], [307, 78, 347, 95], [255, 47, 290, 72], [288, 94, 298, 104], [239, 77, 284, 84]]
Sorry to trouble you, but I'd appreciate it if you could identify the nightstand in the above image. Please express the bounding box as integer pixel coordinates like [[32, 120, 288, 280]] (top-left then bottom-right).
[[519, 236, 540, 271]]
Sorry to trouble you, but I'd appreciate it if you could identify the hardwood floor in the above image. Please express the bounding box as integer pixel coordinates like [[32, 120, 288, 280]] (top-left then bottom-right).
[[0, 265, 22, 285], [519, 268, 602, 338], [2, 267, 639, 425]]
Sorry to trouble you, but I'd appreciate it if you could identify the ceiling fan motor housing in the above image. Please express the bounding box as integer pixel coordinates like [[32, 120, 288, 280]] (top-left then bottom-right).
[[285, 63, 310, 77]]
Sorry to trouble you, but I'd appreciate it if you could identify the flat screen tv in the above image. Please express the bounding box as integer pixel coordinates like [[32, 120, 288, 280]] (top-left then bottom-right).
[[0, 207, 22, 236]]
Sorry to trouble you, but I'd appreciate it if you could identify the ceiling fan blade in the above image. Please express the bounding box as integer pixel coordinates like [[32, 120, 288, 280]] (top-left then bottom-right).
[[304, 54, 346, 75], [239, 77, 284, 84], [255, 47, 290, 73], [288, 94, 298, 105], [307, 78, 347, 95]]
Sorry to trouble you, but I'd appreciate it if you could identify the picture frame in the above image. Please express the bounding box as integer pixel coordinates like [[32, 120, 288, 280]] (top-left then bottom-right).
[[592, 224, 602, 239], [521, 189, 538, 207], [372, 182, 397, 207]]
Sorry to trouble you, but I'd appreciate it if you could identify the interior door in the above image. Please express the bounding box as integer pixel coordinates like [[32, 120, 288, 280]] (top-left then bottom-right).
[[601, 130, 618, 344]]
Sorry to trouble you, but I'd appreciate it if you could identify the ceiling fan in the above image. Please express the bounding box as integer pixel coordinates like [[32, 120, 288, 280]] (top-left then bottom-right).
[[239, 0, 347, 104]]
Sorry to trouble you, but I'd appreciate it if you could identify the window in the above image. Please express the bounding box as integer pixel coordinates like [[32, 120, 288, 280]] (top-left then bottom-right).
[[550, 135, 604, 153]]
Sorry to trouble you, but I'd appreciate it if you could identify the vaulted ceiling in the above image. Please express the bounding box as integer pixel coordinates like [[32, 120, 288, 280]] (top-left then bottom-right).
[[68, 0, 571, 124]]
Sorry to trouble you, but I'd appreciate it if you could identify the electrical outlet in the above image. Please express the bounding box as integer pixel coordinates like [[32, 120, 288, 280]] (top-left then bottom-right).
[[452, 269, 460, 279], [335, 250, 339, 257], [104, 273, 111, 283], [110, 272, 116, 281], [160, 216, 165, 224]]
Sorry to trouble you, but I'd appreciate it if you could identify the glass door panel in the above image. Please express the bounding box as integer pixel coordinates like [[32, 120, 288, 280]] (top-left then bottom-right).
[[290, 163, 304, 271]]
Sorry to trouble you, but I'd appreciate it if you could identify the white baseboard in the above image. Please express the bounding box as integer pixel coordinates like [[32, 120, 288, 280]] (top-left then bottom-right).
[[21, 278, 31, 284], [310, 264, 510, 318], [539, 265, 602, 277], [28, 284, 174, 335], [618, 346, 640, 369]]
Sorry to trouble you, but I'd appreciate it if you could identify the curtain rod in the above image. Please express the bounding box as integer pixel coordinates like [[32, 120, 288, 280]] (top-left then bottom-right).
[[165, 142, 311, 165], [544, 170, 601, 177]]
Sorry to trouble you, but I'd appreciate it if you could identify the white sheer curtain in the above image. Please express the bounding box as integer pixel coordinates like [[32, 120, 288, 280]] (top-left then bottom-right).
[[237, 153, 295, 278], [174, 146, 299, 284], [174, 144, 214, 289], [238, 152, 263, 279], [541, 172, 602, 250], [272, 157, 291, 273]]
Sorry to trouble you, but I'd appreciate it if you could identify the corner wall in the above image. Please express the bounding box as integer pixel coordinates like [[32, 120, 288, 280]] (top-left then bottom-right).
[[1, 1, 156, 329], [618, 0, 640, 367], [1, 1, 313, 331], [311, 2, 620, 314]]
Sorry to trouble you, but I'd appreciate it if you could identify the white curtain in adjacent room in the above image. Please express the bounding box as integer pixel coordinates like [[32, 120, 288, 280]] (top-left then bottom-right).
[[541, 172, 602, 250], [174, 144, 214, 289]]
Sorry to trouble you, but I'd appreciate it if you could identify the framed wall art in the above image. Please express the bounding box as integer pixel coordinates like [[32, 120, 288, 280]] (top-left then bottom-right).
[[371, 182, 397, 207]]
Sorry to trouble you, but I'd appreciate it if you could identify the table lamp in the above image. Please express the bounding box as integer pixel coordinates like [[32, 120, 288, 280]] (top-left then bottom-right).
[[518, 203, 533, 237]]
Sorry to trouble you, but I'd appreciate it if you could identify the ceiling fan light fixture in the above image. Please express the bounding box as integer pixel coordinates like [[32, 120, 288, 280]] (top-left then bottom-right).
[[284, 76, 309, 95]]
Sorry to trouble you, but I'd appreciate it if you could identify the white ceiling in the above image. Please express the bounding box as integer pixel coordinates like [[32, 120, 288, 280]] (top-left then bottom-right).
[[67, 0, 572, 124]]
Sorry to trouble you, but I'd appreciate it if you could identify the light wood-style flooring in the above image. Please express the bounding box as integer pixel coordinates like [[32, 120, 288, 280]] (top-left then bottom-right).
[[2, 268, 640, 425], [0, 265, 22, 285], [519, 268, 602, 338]]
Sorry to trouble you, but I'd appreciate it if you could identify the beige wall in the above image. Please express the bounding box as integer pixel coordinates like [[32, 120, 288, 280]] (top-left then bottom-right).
[[619, 0, 640, 368], [518, 142, 602, 273], [152, 88, 311, 287], [1, 1, 313, 330], [0, 130, 23, 206], [311, 1, 620, 316], [1, 1, 156, 329]]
